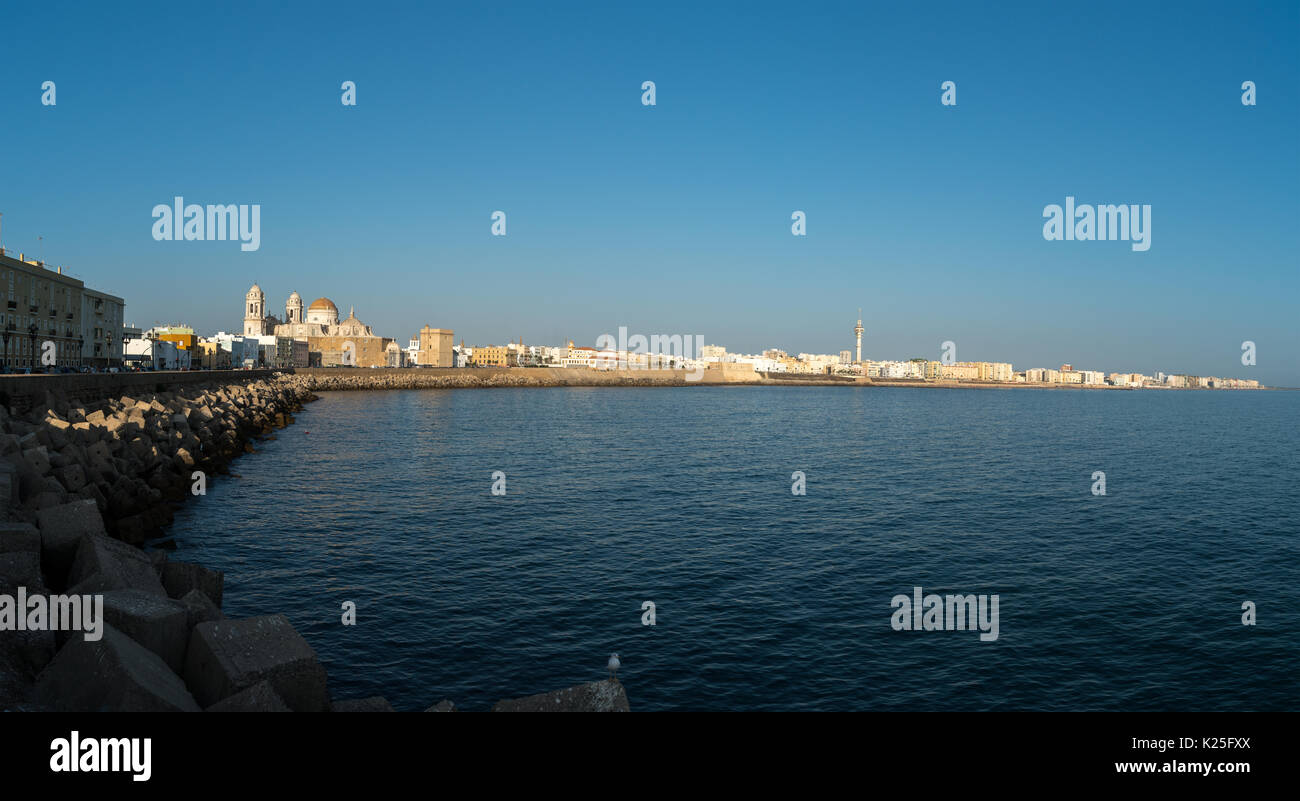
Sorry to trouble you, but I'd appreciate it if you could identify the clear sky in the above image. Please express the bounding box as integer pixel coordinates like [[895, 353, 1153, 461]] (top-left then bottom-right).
[[1, 1, 1296, 384]]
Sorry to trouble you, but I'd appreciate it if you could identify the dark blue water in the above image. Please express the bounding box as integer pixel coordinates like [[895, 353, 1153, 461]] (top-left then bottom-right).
[[169, 387, 1299, 711]]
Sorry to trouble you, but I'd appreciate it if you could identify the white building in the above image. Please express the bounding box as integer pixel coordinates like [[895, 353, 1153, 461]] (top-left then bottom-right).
[[125, 337, 188, 370]]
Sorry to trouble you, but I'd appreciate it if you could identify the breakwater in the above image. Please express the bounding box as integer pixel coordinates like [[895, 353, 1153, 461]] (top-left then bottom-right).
[[0, 371, 629, 712]]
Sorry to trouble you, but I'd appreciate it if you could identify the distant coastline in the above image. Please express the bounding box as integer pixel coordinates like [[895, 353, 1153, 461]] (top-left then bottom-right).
[[282, 367, 1275, 391]]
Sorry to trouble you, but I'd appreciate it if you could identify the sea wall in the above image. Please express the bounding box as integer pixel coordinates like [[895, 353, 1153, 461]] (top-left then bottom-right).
[[290, 366, 869, 389], [0, 370, 279, 415]]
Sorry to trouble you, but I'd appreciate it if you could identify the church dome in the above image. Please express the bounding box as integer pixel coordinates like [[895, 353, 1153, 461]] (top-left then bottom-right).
[[248, 284, 264, 296], [288, 291, 302, 301], [309, 297, 337, 313]]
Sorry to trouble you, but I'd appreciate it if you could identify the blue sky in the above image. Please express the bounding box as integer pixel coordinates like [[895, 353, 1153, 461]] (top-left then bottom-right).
[[1, 0, 1296, 383]]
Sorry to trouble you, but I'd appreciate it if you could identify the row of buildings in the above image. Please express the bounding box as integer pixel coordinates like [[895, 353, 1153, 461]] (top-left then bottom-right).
[[0, 271, 1265, 390], [0, 249, 126, 369]]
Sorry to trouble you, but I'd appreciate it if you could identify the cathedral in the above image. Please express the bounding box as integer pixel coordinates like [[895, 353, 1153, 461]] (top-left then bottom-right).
[[242, 284, 398, 367]]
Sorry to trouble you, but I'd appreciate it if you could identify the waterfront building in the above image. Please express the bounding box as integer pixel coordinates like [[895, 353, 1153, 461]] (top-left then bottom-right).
[[560, 343, 598, 368], [149, 325, 199, 358], [415, 326, 454, 367], [213, 332, 258, 368], [125, 337, 187, 370], [469, 344, 509, 367], [0, 249, 120, 368], [196, 340, 231, 370], [253, 335, 296, 368], [80, 287, 126, 369]]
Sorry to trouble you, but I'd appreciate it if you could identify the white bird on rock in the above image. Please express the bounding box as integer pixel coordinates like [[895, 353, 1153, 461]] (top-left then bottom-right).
[[607, 653, 621, 681]]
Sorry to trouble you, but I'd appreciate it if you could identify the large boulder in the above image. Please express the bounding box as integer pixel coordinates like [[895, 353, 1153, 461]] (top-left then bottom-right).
[[161, 561, 223, 607], [0, 551, 42, 587], [36, 499, 108, 583], [332, 696, 396, 712], [205, 680, 292, 712], [178, 588, 224, 629], [66, 534, 167, 597], [491, 679, 630, 712], [100, 589, 190, 672], [183, 615, 329, 712], [31, 625, 201, 712], [0, 578, 56, 709], [0, 522, 40, 555]]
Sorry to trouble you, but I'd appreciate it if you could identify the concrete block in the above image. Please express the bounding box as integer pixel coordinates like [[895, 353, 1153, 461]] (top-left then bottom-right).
[[0, 522, 41, 554], [178, 588, 224, 629], [36, 499, 107, 581], [67, 533, 166, 596], [333, 696, 396, 712], [205, 680, 292, 712], [100, 589, 190, 672], [491, 679, 630, 712], [32, 625, 201, 712], [183, 615, 329, 712], [161, 560, 223, 607]]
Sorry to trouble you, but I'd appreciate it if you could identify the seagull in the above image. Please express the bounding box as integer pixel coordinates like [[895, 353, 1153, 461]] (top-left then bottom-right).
[[607, 653, 621, 681]]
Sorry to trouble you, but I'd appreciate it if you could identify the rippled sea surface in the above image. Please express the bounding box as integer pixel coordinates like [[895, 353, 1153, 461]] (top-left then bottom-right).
[[169, 387, 1299, 711]]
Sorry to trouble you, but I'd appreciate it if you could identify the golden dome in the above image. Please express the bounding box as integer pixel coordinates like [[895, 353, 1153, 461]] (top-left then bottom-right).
[[308, 297, 337, 312]]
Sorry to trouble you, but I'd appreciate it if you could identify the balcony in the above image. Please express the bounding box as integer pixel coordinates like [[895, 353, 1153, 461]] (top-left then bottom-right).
[[65, 312, 73, 320], [5, 301, 14, 310]]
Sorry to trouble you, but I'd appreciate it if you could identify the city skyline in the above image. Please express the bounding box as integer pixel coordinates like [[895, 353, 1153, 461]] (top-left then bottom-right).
[[1, 1, 1295, 385]]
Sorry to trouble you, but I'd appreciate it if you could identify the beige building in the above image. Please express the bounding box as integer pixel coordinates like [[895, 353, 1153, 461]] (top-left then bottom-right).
[[416, 326, 454, 367], [0, 250, 117, 368], [470, 344, 509, 367]]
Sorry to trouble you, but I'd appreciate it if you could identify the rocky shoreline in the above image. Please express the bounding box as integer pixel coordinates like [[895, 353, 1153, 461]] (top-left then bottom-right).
[[0, 373, 629, 712]]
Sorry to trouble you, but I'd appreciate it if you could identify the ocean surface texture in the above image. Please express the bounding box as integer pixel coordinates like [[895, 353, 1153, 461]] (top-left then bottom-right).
[[170, 387, 1299, 711]]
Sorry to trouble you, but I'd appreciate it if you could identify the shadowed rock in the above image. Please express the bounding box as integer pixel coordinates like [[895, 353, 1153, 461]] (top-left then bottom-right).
[[332, 696, 396, 712], [161, 560, 223, 607], [184, 614, 329, 712], [492, 679, 630, 712], [0, 522, 40, 554], [0, 551, 41, 586], [67, 533, 166, 597], [178, 588, 224, 629], [32, 625, 201, 712], [206, 680, 291, 712], [101, 589, 190, 672], [37, 499, 107, 583]]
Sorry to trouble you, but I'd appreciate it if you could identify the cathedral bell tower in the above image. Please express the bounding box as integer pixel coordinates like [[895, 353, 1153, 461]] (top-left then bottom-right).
[[244, 284, 267, 336]]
